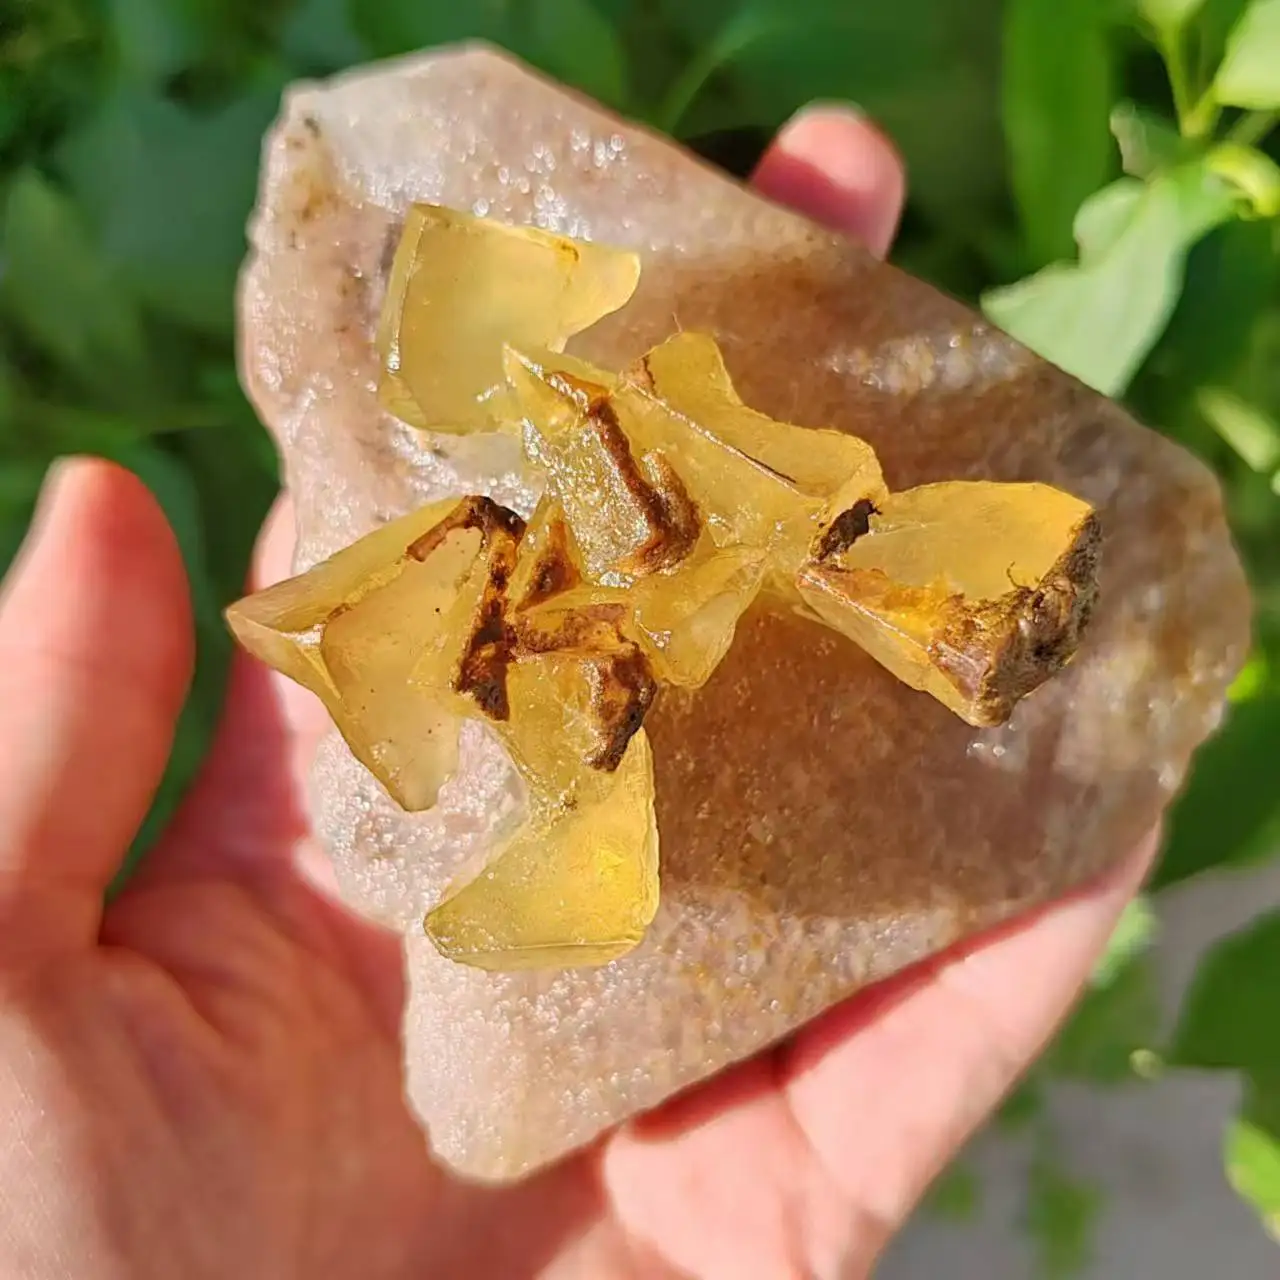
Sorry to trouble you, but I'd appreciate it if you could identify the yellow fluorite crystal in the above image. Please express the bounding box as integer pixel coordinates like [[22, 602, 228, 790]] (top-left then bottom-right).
[[228, 207, 1100, 973], [425, 701, 659, 970], [226, 496, 484, 811], [798, 482, 1100, 726], [377, 204, 639, 432]]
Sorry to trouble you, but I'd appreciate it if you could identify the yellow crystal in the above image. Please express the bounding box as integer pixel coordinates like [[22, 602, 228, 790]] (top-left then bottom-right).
[[376, 204, 639, 432], [228, 209, 1101, 974], [425, 720, 659, 970], [625, 332, 889, 574], [506, 347, 700, 581], [414, 505, 659, 970], [797, 481, 1100, 726], [225, 496, 493, 811]]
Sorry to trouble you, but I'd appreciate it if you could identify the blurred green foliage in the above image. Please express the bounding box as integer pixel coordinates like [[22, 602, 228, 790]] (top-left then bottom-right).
[[2, 0, 1279, 1266]]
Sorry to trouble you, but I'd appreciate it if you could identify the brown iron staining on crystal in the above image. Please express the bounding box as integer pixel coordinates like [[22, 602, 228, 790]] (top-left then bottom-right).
[[585, 649, 660, 771], [226, 206, 1102, 972], [798, 482, 1101, 727], [929, 520, 1101, 725], [812, 497, 880, 561], [407, 496, 526, 720], [511, 505, 582, 608]]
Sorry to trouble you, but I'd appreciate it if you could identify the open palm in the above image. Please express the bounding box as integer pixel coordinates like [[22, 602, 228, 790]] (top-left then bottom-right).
[[0, 110, 1151, 1280]]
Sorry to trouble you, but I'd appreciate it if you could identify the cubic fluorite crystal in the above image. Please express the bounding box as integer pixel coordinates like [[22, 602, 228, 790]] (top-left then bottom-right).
[[239, 44, 1251, 1181]]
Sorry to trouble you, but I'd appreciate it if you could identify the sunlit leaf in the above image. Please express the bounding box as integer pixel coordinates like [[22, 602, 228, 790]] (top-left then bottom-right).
[[1094, 895, 1158, 985], [1205, 141, 1280, 217], [1073, 176, 1145, 258], [983, 165, 1235, 395], [1003, 0, 1116, 264], [1198, 386, 1280, 470], [1138, 0, 1208, 30], [1168, 910, 1280, 1068], [1110, 101, 1189, 177], [1227, 1116, 1280, 1236], [1227, 1075, 1280, 1238], [1213, 0, 1280, 108]]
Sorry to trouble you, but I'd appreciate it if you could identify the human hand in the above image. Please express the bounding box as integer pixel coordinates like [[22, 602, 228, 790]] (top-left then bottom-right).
[[0, 107, 1153, 1280]]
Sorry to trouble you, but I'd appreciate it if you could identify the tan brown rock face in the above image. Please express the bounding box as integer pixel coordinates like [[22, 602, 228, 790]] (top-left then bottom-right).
[[239, 44, 1252, 1182]]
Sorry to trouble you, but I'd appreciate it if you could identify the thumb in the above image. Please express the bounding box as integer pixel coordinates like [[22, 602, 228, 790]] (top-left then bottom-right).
[[0, 457, 193, 970]]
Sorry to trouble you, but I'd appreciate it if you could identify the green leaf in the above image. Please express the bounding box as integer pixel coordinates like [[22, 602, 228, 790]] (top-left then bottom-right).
[[1214, 0, 1280, 108], [1110, 101, 1190, 177], [345, 1, 489, 57], [1026, 1156, 1101, 1280], [1159, 217, 1279, 378], [1197, 0, 1254, 73], [1198, 385, 1280, 469], [107, 0, 197, 83], [1073, 177, 1146, 259], [654, 0, 1007, 233], [923, 1161, 982, 1221], [348, 0, 627, 107], [1093, 896, 1158, 985], [1226, 1078, 1280, 1238], [1003, 0, 1116, 265], [982, 165, 1235, 396], [0, 169, 151, 396], [96, 438, 221, 885], [1168, 910, 1280, 1068], [528, 0, 627, 106], [1138, 0, 1208, 31], [1129, 218, 1280, 444], [1047, 952, 1161, 1084], [997, 1079, 1046, 1131], [0, 461, 45, 579], [103, 424, 277, 886], [57, 84, 285, 335], [1154, 693, 1280, 888], [282, 0, 366, 71], [1205, 141, 1280, 216]]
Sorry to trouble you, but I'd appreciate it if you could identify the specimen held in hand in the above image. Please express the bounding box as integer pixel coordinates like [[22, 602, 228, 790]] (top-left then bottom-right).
[[231, 209, 1103, 971], [234, 44, 1251, 1181]]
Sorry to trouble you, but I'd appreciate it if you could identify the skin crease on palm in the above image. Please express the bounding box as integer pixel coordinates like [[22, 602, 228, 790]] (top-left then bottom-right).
[[0, 106, 1156, 1280]]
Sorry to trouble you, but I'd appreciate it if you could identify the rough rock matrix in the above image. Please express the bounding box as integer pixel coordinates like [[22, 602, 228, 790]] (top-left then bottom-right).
[[239, 44, 1252, 1181]]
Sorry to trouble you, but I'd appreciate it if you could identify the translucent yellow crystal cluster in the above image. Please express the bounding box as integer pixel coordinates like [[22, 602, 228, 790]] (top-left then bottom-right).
[[227, 206, 1099, 972]]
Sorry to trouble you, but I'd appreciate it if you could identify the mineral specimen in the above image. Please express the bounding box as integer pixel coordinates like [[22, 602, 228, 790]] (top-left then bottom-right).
[[235, 44, 1251, 1181], [230, 211, 1102, 971]]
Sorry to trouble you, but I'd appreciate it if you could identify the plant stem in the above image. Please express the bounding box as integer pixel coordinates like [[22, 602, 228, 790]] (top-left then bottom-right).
[[655, 12, 775, 135], [656, 44, 726, 135], [1158, 29, 1194, 132], [1229, 110, 1280, 148], [1158, 26, 1219, 139]]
